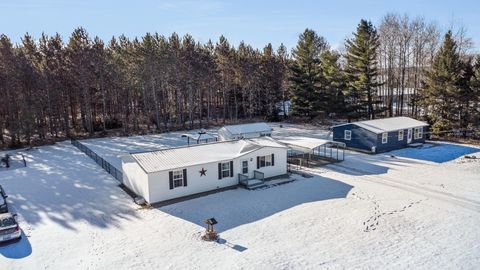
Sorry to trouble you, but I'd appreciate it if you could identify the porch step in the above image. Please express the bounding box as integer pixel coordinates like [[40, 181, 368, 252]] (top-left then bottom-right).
[[246, 182, 267, 190], [243, 179, 266, 190], [408, 143, 424, 148], [245, 179, 263, 186]]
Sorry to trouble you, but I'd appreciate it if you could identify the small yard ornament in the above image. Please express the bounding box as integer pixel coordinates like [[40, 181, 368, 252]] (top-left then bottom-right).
[[202, 218, 218, 241]]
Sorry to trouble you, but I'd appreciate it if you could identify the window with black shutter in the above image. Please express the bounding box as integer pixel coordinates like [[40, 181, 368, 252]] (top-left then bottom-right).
[[220, 162, 230, 178], [183, 168, 187, 186], [170, 169, 184, 188], [218, 163, 222, 179], [169, 171, 174, 189]]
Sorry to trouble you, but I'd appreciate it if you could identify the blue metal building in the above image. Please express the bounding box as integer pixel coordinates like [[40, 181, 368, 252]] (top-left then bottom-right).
[[332, 117, 429, 153]]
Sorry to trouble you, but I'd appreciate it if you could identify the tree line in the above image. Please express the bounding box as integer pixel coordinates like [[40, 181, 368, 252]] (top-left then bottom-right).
[[0, 29, 288, 148], [1, 13, 479, 149], [290, 14, 479, 135]]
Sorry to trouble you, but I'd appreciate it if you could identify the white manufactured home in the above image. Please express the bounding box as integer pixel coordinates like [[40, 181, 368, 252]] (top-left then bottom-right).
[[218, 122, 273, 141], [121, 137, 288, 204]]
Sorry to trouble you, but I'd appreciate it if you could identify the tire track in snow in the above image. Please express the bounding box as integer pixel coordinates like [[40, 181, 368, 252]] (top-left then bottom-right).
[[326, 164, 480, 213]]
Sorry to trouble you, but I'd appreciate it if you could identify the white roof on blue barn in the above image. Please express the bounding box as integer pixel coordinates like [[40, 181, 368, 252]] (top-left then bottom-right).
[[332, 117, 429, 134]]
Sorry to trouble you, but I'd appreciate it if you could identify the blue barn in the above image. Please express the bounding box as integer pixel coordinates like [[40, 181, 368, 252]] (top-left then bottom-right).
[[332, 117, 429, 153]]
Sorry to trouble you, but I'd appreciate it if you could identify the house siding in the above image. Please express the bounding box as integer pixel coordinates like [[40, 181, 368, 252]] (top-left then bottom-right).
[[141, 146, 287, 204], [333, 125, 427, 154], [121, 155, 150, 202], [332, 124, 378, 152], [375, 126, 427, 153]]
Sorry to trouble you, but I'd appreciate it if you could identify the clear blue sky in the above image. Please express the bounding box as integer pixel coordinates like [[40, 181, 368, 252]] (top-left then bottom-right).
[[1, 0, 478, 52]]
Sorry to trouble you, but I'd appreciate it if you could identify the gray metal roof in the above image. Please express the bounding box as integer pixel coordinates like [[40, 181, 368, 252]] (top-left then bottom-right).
[[278, 136, 344, 152], [131, 137, 286, 173], [219, 122, 273, 135]]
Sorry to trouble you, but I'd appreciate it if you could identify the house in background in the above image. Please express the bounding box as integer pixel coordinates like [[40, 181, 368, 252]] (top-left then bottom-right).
[[121, 137, 287, 204], [331, 116, 429, 153], [218, 122, 273, 141], [276, 100, 292, 117]]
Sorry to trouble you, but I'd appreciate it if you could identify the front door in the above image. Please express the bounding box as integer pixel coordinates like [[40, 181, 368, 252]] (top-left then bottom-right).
[[407, 129, 412, 143], [241, 160, 249, 176]]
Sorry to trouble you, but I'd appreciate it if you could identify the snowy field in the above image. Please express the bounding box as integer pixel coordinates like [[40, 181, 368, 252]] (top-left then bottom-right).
[[1, 123, 480, 269]]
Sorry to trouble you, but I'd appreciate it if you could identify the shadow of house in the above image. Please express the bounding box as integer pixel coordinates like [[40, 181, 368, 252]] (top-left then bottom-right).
[[158, 175, 353, 232], [0, 143, 138, 231], [391, 143, 480, 163], [0, 232, 32, 259]]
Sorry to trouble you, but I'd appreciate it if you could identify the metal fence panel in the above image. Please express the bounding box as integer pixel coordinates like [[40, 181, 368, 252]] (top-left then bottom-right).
[[70, 139, 123, 183]]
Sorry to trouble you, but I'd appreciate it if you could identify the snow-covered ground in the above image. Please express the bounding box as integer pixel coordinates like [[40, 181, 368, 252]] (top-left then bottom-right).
[[78, 123, 330, 171], [79, 127, 220, 170], [1, 123, 480, 269]]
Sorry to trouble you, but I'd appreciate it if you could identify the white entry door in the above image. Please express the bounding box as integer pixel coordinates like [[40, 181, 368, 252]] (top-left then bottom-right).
[[241, 160, 249, 175], [407, 129, 412, 143]]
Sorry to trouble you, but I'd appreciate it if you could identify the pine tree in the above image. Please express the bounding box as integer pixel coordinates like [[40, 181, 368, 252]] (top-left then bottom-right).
[[420, 31, 469, 133], [0, 35, 19, 147], [276, 44, 290, 119], [457, 58, 476, 136], [289, 29, 328, 117], [344, 20, 381, 120], [471, 57, 480, 126], [260, 43, 283, 121], [67, 27, 95, 134], [17, 34, 42, 145], [214, 36, 236, 122], [319, 50, 345, 115]]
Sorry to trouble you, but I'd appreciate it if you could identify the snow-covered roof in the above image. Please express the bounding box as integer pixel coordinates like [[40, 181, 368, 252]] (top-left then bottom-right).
[[181, 132, 216, 141], [220, 122, 273, 136], [332, 117, 429, 134], [131, 137, 286, 173], [278, 136, 344, 152]]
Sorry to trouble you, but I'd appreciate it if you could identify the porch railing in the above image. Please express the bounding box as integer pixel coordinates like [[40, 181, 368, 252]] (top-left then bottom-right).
[[238, 173, 249, 185], [238, 171, 265, 187], [253, 170, 264, 180]]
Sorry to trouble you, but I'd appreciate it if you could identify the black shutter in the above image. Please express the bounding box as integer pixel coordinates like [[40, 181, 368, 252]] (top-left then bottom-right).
[[271, 154, 274, 166], [169, 171, 174, 189], [257, 156, 260, 169], [229, 161, 233, 177], [183, 169, 187, 186], [218, 163, 222, 179]]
